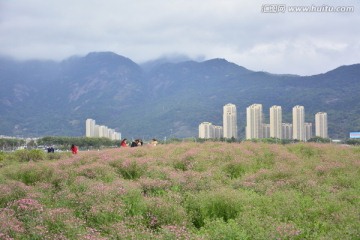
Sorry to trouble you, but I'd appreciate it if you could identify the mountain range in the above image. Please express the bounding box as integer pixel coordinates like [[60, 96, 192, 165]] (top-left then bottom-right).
[[1, 51, 359, 140]]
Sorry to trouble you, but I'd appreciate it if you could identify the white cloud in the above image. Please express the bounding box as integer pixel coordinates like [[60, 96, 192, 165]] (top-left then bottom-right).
[[0, 0, 359, 75]]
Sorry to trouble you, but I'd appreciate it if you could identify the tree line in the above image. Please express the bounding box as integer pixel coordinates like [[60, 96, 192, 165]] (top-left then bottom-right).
[[0, 137, 121, 151], [1, 136, 359, 152], [37, 136, 121, 149]]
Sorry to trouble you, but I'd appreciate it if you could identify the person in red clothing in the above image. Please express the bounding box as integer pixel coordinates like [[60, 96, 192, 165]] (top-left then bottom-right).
[[71, 144, 78, 154], [120, 139, 128, 147]]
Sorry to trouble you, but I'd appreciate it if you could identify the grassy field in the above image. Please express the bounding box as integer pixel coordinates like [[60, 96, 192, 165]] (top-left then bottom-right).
[[0, 142, 359, 239]]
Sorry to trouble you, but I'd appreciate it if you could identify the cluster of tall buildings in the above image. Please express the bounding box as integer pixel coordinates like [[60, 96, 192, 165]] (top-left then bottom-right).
[[246, 104, 328, 141], [85, 119, 121, 140], [199, 103, 238, 139], [199, 103, 328, 141]]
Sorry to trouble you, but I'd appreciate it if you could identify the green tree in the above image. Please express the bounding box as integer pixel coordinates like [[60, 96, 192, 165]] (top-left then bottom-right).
[[307, 136, 331, 143]]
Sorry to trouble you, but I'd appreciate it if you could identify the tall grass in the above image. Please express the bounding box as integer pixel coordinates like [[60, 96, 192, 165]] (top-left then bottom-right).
[[0, 142, 359, 239]]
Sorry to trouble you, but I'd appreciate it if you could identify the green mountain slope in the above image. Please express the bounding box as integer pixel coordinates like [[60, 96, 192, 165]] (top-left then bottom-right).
[[0, 52, 359, 139]]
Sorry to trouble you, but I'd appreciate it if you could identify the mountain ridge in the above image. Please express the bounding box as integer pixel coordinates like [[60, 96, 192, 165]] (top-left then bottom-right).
[[0, 52, 359, 139]]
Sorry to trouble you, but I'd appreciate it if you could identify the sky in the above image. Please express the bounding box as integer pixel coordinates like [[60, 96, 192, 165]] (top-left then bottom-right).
[[0, 0, 359, 75]]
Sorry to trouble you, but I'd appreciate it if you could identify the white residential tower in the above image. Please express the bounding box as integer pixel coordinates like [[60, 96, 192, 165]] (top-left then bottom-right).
[[292, 105, 305, 141], [270, 105, 282, 139], [223, 103, 238, 139], [315, 112, 328, 138], [246, 104, 263, 139]]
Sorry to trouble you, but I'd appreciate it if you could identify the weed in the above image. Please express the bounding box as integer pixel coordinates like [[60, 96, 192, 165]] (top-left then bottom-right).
[[5, 163, 55, 185], [185, 189, 243, 228], [223, 162, 246, 179], [288, 144, 318, 159], [111, 159, 147, 180], [122, 189, 147, 216]]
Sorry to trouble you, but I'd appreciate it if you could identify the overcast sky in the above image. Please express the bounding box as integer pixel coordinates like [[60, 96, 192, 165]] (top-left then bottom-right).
[[0, 0, 359, 75]]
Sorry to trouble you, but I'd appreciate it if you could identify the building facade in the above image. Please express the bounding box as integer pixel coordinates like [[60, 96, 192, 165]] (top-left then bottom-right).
[[315, 112, 328, 138], [263, 124, 270, 138], [199, 122, 214, 139], [85, 119, 121, 140], [282, 123, 293, 139], [270, 105, 282, 139], [197, 104, 327, 142], [86, 119, 96, 137], [223, 103, 238, 139], [213, 126, 223, 139], [292, 105, 305, 141], [246, 104, 263, 139], [304, 122, 313, 141]]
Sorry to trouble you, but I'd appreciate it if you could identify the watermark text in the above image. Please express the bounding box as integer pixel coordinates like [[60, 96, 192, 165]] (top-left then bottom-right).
[[261, 4, 355, 13]]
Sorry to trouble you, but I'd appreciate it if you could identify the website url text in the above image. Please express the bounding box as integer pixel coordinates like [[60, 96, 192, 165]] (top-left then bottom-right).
[[261, 4, 355, 13]]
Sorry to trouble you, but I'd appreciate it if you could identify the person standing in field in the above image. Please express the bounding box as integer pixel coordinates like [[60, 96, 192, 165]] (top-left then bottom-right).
[[71, 144, 78, 154]]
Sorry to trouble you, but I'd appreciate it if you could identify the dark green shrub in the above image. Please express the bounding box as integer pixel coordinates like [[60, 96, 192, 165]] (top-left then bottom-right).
[[14, 149, 46, 162], [185, 190, 242, 228], [223, 162, 246, 179], [173, 158, 192, 171], [110, 160, 147, 180]]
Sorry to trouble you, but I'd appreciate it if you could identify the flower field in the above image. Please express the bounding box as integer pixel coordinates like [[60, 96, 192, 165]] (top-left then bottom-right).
[[0, 142, 359, 239]]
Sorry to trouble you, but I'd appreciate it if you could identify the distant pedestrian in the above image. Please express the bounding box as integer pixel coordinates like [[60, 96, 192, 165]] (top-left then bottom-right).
[[151, 138, 158, 146], [71, 144, 78, 154], [47, 146, 55, 153], [120, 139, 128, 147], [131, 139, 139, 147]]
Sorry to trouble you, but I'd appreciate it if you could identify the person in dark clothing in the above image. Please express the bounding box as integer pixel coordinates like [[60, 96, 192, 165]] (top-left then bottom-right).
[[131, 139, 139, 147], [47, 146, 55, 153]]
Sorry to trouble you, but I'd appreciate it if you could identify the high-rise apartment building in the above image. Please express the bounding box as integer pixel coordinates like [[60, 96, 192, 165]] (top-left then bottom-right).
[[246, 104, 263, 139], [315, 112, 328, 138], [94, 125, 100, 137], [263, 124, 270, 138], [282, 123, 293, 139], [199, 122, 214, 139], [98, 125, 108, 138], [223, 104, 238, 139], [116, 132, 121, 140], [214, 126, 223, 139], [270, 105, 282, 139], [86, 119, 96, 137], [292, 105, 305, 141], [304, 122, 313, 141], [108, 129, 115, 140], [85, 119, 121, 140]]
